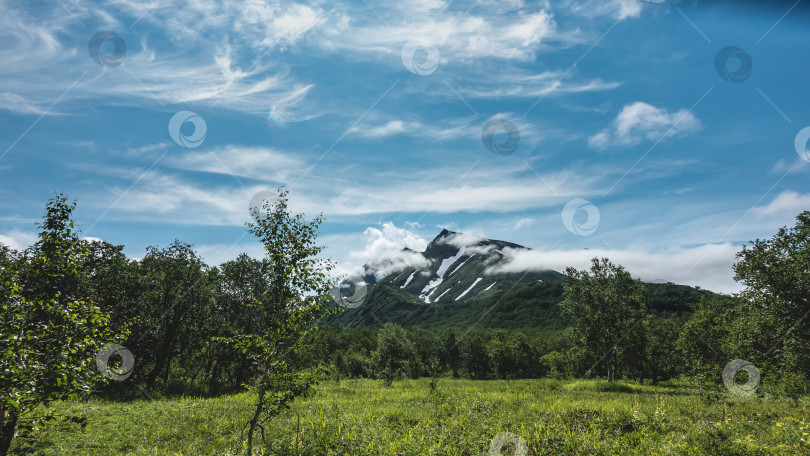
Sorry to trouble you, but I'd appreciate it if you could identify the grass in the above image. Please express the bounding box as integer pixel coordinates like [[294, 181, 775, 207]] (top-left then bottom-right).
[[10, 378, 810, 455]]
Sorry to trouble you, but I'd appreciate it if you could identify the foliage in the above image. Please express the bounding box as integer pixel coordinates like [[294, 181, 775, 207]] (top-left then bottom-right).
[[233, 186, 338, 456], [733, 211, 810, 393], [134, 240, 216, 388], [0, 194, 125, 455], [559, 258, 649, 381], [373, 324, 414, 386]]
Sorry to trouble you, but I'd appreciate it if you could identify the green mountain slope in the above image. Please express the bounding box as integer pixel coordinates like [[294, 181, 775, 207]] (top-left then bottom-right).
[[326, 230, 717, 329]]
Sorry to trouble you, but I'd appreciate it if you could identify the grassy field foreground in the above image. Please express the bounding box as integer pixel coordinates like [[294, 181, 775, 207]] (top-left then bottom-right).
[[11, 378, 810, 455]]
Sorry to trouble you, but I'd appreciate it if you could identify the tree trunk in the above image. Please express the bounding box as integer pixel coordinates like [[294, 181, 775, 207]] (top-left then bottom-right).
[[246, 364, 270, 456], [162, 354, 172, 385], [145, 355, 165, 388], [246, 384, 265, 456], [146, 329, 176, 388], [207, 358, 219, 394], [0, 412, 18, 456], [236, 353, 249, 387]]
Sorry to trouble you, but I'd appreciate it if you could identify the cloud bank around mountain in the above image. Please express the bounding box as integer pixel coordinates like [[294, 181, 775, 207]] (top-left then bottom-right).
[[491, 243, 743, 294], [350, 222, 431, 279]]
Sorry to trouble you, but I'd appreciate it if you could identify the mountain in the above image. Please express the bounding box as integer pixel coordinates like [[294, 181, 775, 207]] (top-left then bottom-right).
[[326, 229, 714, 329]]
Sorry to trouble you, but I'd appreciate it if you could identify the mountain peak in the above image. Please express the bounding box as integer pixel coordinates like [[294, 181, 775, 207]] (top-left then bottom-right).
[[431, 229, 456, 243], [424, 229, 457, 255]]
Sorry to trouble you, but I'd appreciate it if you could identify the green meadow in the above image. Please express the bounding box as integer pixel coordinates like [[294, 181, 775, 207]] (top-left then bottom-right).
[[12, 378, 809, 455]]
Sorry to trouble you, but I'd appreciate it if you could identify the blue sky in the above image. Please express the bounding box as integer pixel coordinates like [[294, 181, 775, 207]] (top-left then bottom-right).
[[1, 0, 809, 293]]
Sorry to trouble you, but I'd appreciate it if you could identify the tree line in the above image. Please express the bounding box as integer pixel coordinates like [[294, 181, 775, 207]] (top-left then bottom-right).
[[2, 202, 808, 398]]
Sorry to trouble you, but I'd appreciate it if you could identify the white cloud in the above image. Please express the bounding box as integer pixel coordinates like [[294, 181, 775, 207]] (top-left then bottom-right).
[[348, 120, 414, 138], [321, 9, 558, 63], [753, 191, 810, 218], [0, 229, 36, 251], [245, 3, 326, 49], [769, 158, 810, 175], [0, 0, 623, 116], [441, 231, 487, 249], [0, 1, 324, 115], [491, 243, 743, 294], [568, 0, 644, 21], [449, 71, 621, 99], [347, 116, 477, 141], [194, 241, 267, 267], [346, 113, 558, 148], [83, 154, 602, 228], [348, 222, 431, 278], [514, 217, 535, 229], [166, 145, 306, 181], [589, 101, 702, 149], [0, 93, 50, 115]]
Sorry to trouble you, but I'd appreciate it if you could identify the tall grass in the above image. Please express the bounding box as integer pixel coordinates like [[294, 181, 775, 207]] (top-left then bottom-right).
[[11, 378, 809, 455]]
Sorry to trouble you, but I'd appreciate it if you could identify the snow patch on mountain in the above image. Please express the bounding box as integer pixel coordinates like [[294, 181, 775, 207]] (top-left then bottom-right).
[[434, 286, 453, 302], [447, 254, 475, 277], [419, 247, 468, 303], [456, 277, 483, 301], [437, 247, 467, 277], [400, 270, 418, 288]]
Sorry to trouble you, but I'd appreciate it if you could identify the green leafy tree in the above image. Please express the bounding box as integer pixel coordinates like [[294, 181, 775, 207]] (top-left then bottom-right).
[[539, 351, 567, 379], [643, 318, 684, 384], [230, 187, 337, 456], [487, 330, 520, 380], [208, 254, 268, 391], [733, 211, 810, 391], [0, 195, 125, 455], [78, 240, 139, 332], [373, 323, 414, 386], [0, 245, 16, 276], [441, 329, 461, 378], [461, 331, 490, 380], [678, 294, 745, 395], [134, 240, 214, 388], [559, 258, 648, 381]]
